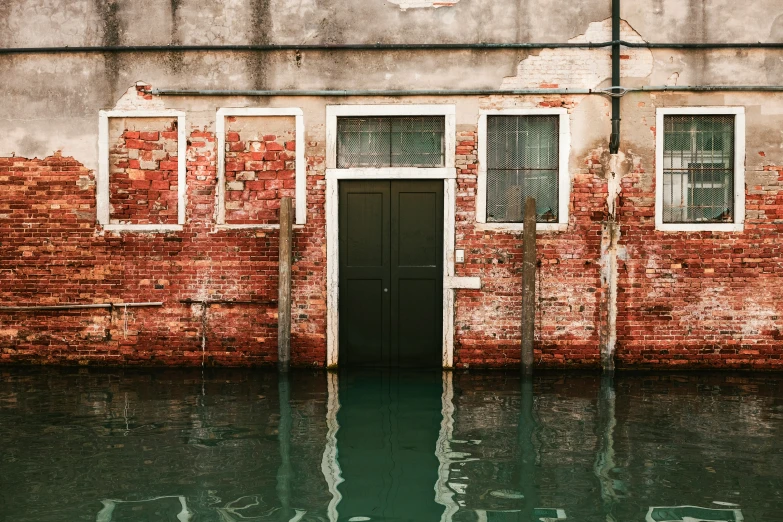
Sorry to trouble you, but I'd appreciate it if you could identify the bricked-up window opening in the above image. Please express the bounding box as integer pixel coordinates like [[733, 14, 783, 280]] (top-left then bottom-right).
[[109, 118, 179, 225], [486, 115, 559, 223], [223, 116, 296, 224], [662, 115, 735, 223], [336, 116, 445, 168]]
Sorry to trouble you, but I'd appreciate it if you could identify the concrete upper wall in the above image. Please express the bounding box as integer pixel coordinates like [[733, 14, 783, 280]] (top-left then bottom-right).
[[2, 0, 783, 164], [1, 0, 608, 47], [2, 0, 782, 47]]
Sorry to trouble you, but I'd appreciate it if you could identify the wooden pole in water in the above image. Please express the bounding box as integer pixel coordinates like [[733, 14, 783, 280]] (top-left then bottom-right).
[[278, 197, 293, 372], [521, 197, 536, 375]]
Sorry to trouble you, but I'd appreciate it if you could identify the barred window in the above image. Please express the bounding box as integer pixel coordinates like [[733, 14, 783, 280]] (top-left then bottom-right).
[[662, 115, 735, 223], [486, 115, 559, 223], [337, 116, 445, 168]]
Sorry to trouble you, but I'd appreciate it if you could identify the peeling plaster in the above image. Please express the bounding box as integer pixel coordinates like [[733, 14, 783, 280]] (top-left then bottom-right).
[[599, 152, 628, 372], [501, 18, 653, 90], [0, 124, 98, 171], [113, 83, 166, 111]]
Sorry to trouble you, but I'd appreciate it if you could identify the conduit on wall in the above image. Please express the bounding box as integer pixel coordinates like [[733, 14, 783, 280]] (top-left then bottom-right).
[[145, 86, 783, 97], [1, 41, 783, 54], [0, 302, 162, 311]]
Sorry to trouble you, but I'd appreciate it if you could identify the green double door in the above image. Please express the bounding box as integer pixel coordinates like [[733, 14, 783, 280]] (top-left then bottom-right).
[[339, 180, 444, 368]]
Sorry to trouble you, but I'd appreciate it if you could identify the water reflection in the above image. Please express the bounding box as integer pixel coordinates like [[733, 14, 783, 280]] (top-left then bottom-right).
[[0, 368, 781, 521]]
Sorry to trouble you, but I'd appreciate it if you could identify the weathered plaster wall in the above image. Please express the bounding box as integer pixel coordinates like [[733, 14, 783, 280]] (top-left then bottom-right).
[[2, 0, 783, 368]]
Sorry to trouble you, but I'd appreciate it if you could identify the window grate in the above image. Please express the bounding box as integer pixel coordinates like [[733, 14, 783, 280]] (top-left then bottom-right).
[[337, 116, 445, 168], [486, 115, 559, 223], [662, 115, 734, 223]]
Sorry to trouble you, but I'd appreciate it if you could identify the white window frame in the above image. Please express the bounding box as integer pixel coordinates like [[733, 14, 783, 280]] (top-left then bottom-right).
[[324, 104, 476, 370], [98, 110, 187, 232], [655, 106, 745, 232], [216, 107, 306, 229], [476, 108, 571, 232]]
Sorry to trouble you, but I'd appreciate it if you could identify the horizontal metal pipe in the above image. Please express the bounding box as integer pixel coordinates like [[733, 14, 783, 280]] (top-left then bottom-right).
[[150, 85, 783, 97], [622, 41, 783, 49], [0, 42, 609, 55], [179, 299, 276, 306], [150, 88, 599, 96], [1, 40, 781, 55], [633, 85, 783, 92], [0, 302, 163, 311]]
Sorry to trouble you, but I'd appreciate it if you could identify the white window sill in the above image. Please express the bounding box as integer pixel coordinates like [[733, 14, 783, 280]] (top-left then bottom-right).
[[475, 222, 568, 232], [215, 224, 305, 230], [655, 222, 744, 232], [103, 224, 183, 232]]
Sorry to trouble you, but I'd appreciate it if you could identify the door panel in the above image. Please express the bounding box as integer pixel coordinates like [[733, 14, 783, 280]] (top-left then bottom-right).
[[339, 181, 391, 367], [396, 279, 439, 367], [343, 279, 385, 366], [396, 191, 438, 267], [391, 181, 444, 368], [340, 180, 443, 368], [345, 192, 385, 267]]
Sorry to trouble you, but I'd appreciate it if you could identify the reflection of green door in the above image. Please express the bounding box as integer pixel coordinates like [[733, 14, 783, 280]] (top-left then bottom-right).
[[335, 371, 444, 521], [339, 180, 444, 368]]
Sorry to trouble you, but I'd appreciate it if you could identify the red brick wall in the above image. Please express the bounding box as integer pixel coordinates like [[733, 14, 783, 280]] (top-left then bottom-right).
[[615, 161, 783, 370], [2, 103, 782, 369], [452, 123, 606, 369], [0, 127, 326, 367], [109, 119, 179, 224]]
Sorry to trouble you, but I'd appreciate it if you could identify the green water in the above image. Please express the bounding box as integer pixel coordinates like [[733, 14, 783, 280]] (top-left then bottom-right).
[[1, 368, 781, 522]]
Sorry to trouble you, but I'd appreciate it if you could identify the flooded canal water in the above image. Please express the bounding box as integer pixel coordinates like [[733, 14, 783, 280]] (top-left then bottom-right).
[[1, 368, 781, 522]]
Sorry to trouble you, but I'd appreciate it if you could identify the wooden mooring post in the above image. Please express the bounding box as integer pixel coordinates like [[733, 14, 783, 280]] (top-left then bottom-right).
[[278, 197, 293, 373], [521, 197, 536, 375]]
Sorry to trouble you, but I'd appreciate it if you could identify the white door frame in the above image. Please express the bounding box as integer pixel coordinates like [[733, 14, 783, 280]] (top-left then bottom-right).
[[324, 104, 478, 369]]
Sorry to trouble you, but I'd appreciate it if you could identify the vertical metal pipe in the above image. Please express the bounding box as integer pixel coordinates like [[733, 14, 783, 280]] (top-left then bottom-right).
[[610, 0, 621, 154], [278, 197, 294, 372], [521, 197, 537, 375]]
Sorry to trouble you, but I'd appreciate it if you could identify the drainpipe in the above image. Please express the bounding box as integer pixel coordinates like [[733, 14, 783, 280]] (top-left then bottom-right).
[[610, 0, 621, 154], [601, 0, 622, 374]]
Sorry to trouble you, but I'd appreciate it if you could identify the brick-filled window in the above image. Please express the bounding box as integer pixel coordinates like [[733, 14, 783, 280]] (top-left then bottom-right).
[[216, 108, 305, 228], [655, 107, 745, 232], [336, 116, 445, 168], [486, 115, 559, 223], [98, 110, 186, 232], [109, 120, 180, 225], [662, 115, 735, 223], [223, 116, 296, 224]]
